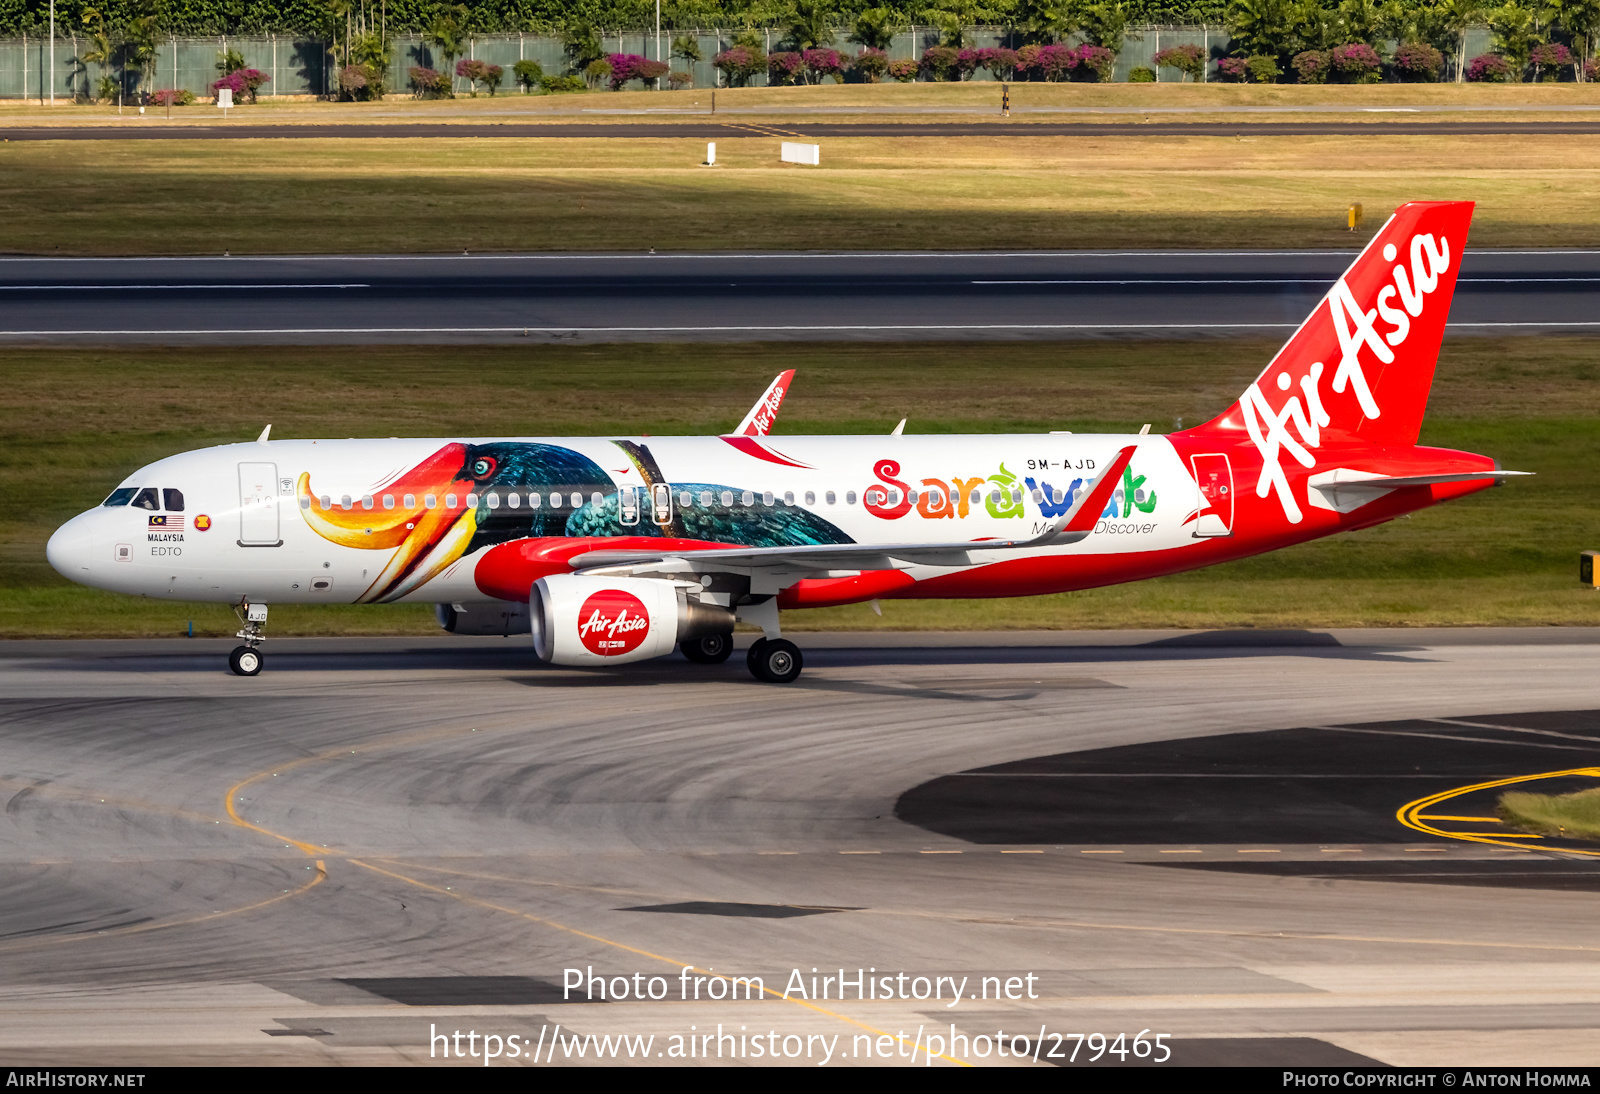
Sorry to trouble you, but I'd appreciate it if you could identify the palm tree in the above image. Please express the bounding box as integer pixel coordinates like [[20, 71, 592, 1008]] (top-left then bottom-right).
[[1078, 1, 1131, 51], [79, 7, 118, 103], [1336, 0, 1385, 44], [561, 20, 604, 73], [1488, 2, 1539, 75], [787, 0, 836, 50], [1561, 0, 1600, 80], [425, 4, 469, 93], [1014, 0, 1079, 43], [124, 11, 160, 96], [1437, 0, 1487, 80], [671, 34, 703, 65], [849, 7, 898, 50], [1226, 0, 1292, 60]]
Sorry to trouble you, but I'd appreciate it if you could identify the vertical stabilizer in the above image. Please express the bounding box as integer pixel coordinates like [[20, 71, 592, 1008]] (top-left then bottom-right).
[[1201, 200, 1474, 450]]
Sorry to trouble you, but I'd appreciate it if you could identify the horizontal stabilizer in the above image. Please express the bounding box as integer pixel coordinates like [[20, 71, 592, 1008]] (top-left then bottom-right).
[[1307, 467, 1529, 514]]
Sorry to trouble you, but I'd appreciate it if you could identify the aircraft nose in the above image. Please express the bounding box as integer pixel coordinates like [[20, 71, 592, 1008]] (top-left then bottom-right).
[[46, 513, 96, 579]]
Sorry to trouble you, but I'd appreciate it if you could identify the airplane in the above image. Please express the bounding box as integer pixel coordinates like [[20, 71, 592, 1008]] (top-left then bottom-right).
[[47, 201, 1525, 683]]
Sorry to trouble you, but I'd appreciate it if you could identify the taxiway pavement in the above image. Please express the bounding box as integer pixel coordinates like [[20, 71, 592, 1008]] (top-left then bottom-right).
[[0, 249, 1593, 344], [2, 630, 1599, 1066]]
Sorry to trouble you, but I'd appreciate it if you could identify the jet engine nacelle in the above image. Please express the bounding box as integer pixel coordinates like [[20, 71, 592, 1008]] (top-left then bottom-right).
[[531, 574, 734, 666], [435, 601, 532, 636]]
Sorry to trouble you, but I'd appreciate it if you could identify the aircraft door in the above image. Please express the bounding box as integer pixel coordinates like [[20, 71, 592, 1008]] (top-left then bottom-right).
[[237, 462, 283, 546], [618, 485, 639, 526], [651, 483, 673, 526], [1189, 453, 1234, 538]]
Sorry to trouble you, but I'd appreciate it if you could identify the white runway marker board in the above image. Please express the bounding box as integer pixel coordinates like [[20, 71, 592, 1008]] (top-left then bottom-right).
[[781, 142, 820, 166]]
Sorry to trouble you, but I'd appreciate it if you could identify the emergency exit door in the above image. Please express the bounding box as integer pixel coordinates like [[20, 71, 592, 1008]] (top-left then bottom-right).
[[238, 462, 283, 546], [1189, 454, 1234, 538]]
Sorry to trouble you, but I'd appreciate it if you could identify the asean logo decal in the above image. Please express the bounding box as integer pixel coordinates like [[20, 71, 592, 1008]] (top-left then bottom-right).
[[194, 514, 212, 532], [577, 589, 651, 657]]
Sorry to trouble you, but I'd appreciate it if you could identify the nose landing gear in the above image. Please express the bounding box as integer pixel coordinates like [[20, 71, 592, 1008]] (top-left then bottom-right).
[[229, 601, 268, 676]]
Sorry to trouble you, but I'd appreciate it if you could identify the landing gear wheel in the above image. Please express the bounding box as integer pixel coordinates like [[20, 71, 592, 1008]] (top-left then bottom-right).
[[681, 632, 734, 664], [746, 637, 802, 684], [228, 645, 263, 677]]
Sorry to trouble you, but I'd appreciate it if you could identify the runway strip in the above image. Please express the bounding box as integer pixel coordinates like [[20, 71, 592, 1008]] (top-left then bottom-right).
[[2, 631, 1599, 1066], [3, 120, 1600, 140], [0, 250, 1590, 344]]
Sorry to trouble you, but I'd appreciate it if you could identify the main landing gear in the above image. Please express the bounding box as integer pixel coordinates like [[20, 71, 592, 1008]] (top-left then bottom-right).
[[680, 633, 734, 664], [746, 637, 803, 684], [229, 601, 268, 677]]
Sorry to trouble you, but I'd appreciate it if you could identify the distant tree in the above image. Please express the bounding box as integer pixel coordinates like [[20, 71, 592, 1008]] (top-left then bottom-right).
[[1489, 1, 1540, 73], [787, 0, 835, 49], [849, 7, 899, 51], [1435, 0, 1487, 79], [79, 8, 120, 103], [561, 21, 606, 73], [425, 4, 470, 93], [1336, 0, 1385, 45], [1078, 1, 1132, 51], [1226, 0, 1292, 61], [672, 33, 704, 65], [1014, 0, 1080, 43]]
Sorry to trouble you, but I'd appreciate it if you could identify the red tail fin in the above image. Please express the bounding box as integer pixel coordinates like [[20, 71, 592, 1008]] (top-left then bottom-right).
[[1204, 200, 1473, 447], [1189, 201, 1474, 524]]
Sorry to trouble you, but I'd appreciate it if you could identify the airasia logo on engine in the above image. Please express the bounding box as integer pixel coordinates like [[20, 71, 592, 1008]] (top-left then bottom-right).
[[577, 589, 651, 656]]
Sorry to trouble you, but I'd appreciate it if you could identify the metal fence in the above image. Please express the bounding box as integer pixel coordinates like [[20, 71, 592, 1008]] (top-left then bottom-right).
[[0, 25, 1504, 101]]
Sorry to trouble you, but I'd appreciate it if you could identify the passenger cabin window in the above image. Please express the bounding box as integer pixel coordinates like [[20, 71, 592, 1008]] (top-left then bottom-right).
[[805, 491, 816, 506], [549, 493, 562, 509], [506, 493, 520, 509], [824, 491, 835, 505], [465, 493, 479, 508], [591, 491, 604, 507], [131, 487, 160, 511], [785, 491, 795, 505], [846, 490, 857, 505], [163, 488, 184, 512], [424, 494, 437, 510], [721, 491, 734, 507], [445, 493, 458, 509], [699, 491, 713, 507], [529, 493, 542, 509], [404, 494, 417, 509], [486, 492, 500, 509], [103, 487, 138, 507], [679, 491, 693, 507], [741, 490, 754, 506], [382, 495, 395, 510], [570, 492, 582, 508], [361, 495, 375, 510]]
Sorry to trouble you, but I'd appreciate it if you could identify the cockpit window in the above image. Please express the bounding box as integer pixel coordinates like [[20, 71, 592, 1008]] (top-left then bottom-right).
[[163, 488, 184, 512], [130, 488, 160, 511], [102, 487, 138, 507]]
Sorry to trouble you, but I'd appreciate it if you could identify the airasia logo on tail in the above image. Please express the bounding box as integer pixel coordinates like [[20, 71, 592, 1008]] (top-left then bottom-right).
[[578, 590, 651, 656]]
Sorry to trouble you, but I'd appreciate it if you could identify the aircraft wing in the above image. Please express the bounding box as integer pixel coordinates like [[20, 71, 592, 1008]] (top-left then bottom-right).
[[570, 446, 1136, 578]]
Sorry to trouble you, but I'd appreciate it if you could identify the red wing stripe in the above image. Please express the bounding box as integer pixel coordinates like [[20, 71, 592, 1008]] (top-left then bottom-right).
[[720, 435, 813, 468]]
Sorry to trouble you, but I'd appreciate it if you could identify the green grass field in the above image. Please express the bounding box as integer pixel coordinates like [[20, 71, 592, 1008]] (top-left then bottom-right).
[[1500, 786, 1600, 841], [4, 337, 1597, 637], [0, 129, 1595, 253]]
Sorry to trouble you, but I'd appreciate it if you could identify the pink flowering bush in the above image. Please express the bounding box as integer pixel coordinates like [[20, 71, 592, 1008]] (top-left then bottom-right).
[[150, 88, 194, 106], [1466, 53, 1513, 81], [713, 47, 765, 87], [1293, 49, 1330, 83], [803, 48, 844, 83], [1587, 59, 1599, 81], [853, 47, 889, 82], [767, 51, 804, 84], [1529, 42, 1573, 80], [1077, 44, 1114, 82], [605, 54, 666, 90], [1152, 43, 1204, 81], [1392, 42, 1443, 81], [456, 59, 505, 96], [213, 67, 269, 103], [1034, 43, 1078, 80], [408, 65, 450, 98], [1216, 56, 1249, 81], [888, 57, 919, 82], [974, 46, 1018, 79], [921, 45, 959, 80], [1329, 42, 1382, 82]]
